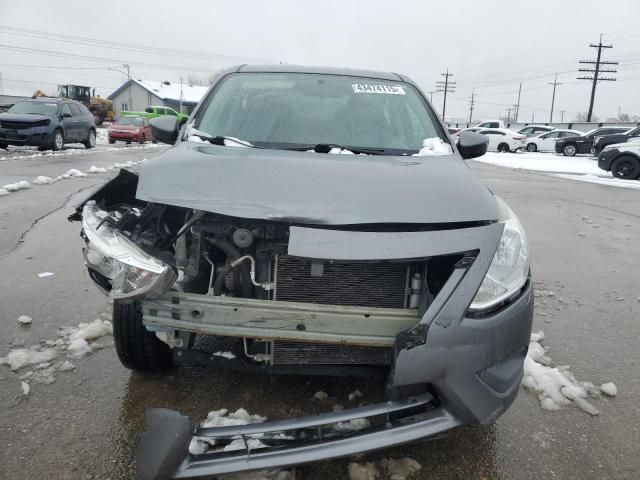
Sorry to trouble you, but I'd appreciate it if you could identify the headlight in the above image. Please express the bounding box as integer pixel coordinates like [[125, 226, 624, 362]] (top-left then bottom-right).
[[81, 201, 176, 300], [469, 197, 529, 311], [602, 145, 615, 152]]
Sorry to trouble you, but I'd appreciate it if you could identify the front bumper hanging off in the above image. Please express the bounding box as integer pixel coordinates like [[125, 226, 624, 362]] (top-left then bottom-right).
[[138, 394, 460, 480]]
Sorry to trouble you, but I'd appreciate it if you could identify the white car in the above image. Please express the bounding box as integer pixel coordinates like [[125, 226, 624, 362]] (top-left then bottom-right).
[[454, 126, 485, 138], [516, 125, 555, 137], [525, 129, 583, 152], [478, 128, 526, 152], [474, 119, 504, 129]]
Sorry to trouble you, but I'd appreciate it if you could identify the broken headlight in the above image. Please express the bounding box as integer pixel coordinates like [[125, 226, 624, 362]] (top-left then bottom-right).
[[81, 201, 176, 300], [469, 197, 529, 311]]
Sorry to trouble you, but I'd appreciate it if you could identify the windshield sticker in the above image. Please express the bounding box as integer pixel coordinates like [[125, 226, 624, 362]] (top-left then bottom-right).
[[352, 84, 406, 95]]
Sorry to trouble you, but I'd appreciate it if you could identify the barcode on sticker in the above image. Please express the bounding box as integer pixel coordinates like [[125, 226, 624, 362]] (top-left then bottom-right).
[[352, 84, 406, 95]]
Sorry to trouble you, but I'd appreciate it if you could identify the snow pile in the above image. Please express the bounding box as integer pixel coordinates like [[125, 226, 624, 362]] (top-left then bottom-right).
[[3, 180, 30, 191], [328, 147, 355, 155], [87, 165, 107, 173], [0, 316, 113, 388], [61, 168, 86, 178], [600, 382, 617, 397], [0, 188, 9, 196], [189, 408, 268, 455], [349, 457, 422, 480], [96, 128, 109, 145], [17, 315, 32, 325], [33, 176, 56, 185], [522, 331, 615, 415], [212, 351, 236, 359], [412, 137, 453, 156], [21, 381, 30, 396]]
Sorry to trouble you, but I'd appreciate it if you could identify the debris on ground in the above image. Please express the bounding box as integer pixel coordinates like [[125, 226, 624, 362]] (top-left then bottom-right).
[[212, 351, 236, 359], [522, 331, 613, 415], [348, 457, 422, 480], [37, 272, 54, 278], [87, 165, 107, 173], [21, 381, 30, 396], [189, 408, 267, 455], [313, 391, 328, 401], [348, 389, 363, 401], [17, 315, 32, 326]]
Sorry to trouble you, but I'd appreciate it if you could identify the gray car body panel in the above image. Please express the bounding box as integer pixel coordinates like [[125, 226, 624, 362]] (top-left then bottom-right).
[[136, 142, 498, 225]]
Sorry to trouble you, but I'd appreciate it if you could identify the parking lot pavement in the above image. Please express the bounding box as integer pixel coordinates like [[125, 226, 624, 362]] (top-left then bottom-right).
[[1, 157, 639, 479]]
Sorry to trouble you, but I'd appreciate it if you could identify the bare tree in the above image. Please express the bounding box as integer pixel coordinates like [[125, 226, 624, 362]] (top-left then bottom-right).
[[574, 112, 600, 122]]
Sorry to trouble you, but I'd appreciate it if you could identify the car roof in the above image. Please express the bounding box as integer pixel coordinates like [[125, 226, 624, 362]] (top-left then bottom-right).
[[235, 64, 405, 81]]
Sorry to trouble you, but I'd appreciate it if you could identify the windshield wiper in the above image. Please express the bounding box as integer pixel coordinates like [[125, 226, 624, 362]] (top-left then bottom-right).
[[186, 128, 256, 148], [275, 143, 387, 155]]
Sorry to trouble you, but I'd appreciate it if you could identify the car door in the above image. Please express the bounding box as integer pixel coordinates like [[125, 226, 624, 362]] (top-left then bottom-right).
[[69, 103, 89, 140], [481, 130, 501, 150], [539, 131, 560, 151], [59, 103, 77, 141]]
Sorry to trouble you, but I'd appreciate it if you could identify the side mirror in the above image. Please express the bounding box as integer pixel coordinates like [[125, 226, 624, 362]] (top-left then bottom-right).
[[150, 115, 179, 144], [457, 131, 488, 160]]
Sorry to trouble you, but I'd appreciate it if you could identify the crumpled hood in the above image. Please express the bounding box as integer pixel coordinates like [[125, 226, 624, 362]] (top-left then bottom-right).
[[136, 142, 498, 225], [0, 113, 54, 123]]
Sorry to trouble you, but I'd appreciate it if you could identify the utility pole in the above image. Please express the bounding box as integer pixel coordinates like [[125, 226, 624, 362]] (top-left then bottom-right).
[[0, 71, 3, 96], [427, 90, 436, 103], [560, 110, 566, 122], [506, 107, 513, 125], [123, 64, 132, 111], [179, 76, 184, 114], [531, 110, 535, 123], [468, 89, 476, 127], [577, 34, 617, 122], [514, 82, 522, 122], [548, 73, 562, 123], [436, 69, 455, 122]]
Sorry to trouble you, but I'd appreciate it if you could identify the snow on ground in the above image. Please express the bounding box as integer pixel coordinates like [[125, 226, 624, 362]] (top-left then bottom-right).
[[473, 151, 640, 189], [349, 457, 422, 480], [552, 173, 640, 190], [522, 331, 615, 415], [0, 158, 147, 198], [0, 141, 161, 162], [0, 314, 113, 388]]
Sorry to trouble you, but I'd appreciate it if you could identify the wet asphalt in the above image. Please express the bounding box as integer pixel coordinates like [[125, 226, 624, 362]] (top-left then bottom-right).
[[0, 146, 639, 480]]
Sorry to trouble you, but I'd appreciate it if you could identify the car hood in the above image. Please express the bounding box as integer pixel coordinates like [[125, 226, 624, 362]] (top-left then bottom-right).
[[135, 141, 499, 225], [0, 113, 54, 123]]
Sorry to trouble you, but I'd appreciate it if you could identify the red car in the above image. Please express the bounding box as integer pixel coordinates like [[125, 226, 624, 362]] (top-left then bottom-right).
[[108, 116, 155, 144]]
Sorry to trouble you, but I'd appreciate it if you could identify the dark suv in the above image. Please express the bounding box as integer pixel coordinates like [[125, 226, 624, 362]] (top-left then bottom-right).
[[0, 98, 96, 151], [555, 127, 628, 156], [592, 126, 640, 156]]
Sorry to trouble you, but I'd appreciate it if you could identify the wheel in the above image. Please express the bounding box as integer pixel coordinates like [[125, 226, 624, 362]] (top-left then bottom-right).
[[152, 139, 157, 144], [498, 143, 511, 153], [562, 143, 577, 156], [113, 301, 174, 372], [108, 138, 115, 144], [0, 142, 7, 150], [611, 155, 640, 180], [51, 129, 64, 151], [526, 143, 537, 152], [83, 129, 96, 149], [138, 134, 145, 144]]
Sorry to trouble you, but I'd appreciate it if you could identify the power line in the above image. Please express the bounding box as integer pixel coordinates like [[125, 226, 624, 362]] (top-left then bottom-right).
[[436, 69, 455, 122], [577, 34, 618, 122]]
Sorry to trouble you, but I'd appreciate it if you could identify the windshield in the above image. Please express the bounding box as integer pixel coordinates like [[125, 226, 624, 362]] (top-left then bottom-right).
[[193, 72, 444, 154], [117, 117, 143, 126], [8, 101, 59, 116]]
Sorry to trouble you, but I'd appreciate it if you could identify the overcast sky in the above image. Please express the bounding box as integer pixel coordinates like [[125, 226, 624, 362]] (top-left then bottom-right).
[[1, 0, 639, 122]]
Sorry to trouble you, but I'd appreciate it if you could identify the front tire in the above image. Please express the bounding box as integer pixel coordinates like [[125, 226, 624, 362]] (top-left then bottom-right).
[[611, 155, 640, 180], [526, 143, 537, 152], [83, 129, 96, 149], [113, 301, 174, 372], [562, 143, 577, 156], [51, 129, 64, 151], [139, 134, 145, 144], [498, 143, 511, 153]]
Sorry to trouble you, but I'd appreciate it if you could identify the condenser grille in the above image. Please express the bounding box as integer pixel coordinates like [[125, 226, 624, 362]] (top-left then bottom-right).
[[275, 255, 408, 308], [273, 341, 392, 365]]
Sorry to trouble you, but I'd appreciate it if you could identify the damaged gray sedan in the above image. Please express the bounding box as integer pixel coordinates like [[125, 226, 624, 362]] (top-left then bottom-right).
[[71, 65, 533, 479]]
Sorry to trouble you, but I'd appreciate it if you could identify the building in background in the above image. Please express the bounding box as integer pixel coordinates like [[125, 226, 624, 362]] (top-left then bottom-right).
[[108, 79, 208, 118]]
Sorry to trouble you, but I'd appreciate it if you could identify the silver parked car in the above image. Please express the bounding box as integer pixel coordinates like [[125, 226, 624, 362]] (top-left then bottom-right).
[[71, 64, 533, 479]]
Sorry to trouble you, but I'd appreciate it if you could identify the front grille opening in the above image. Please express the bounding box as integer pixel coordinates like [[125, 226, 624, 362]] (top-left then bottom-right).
[[274, 255, 415, 309], [426, 253, 464, 298]]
